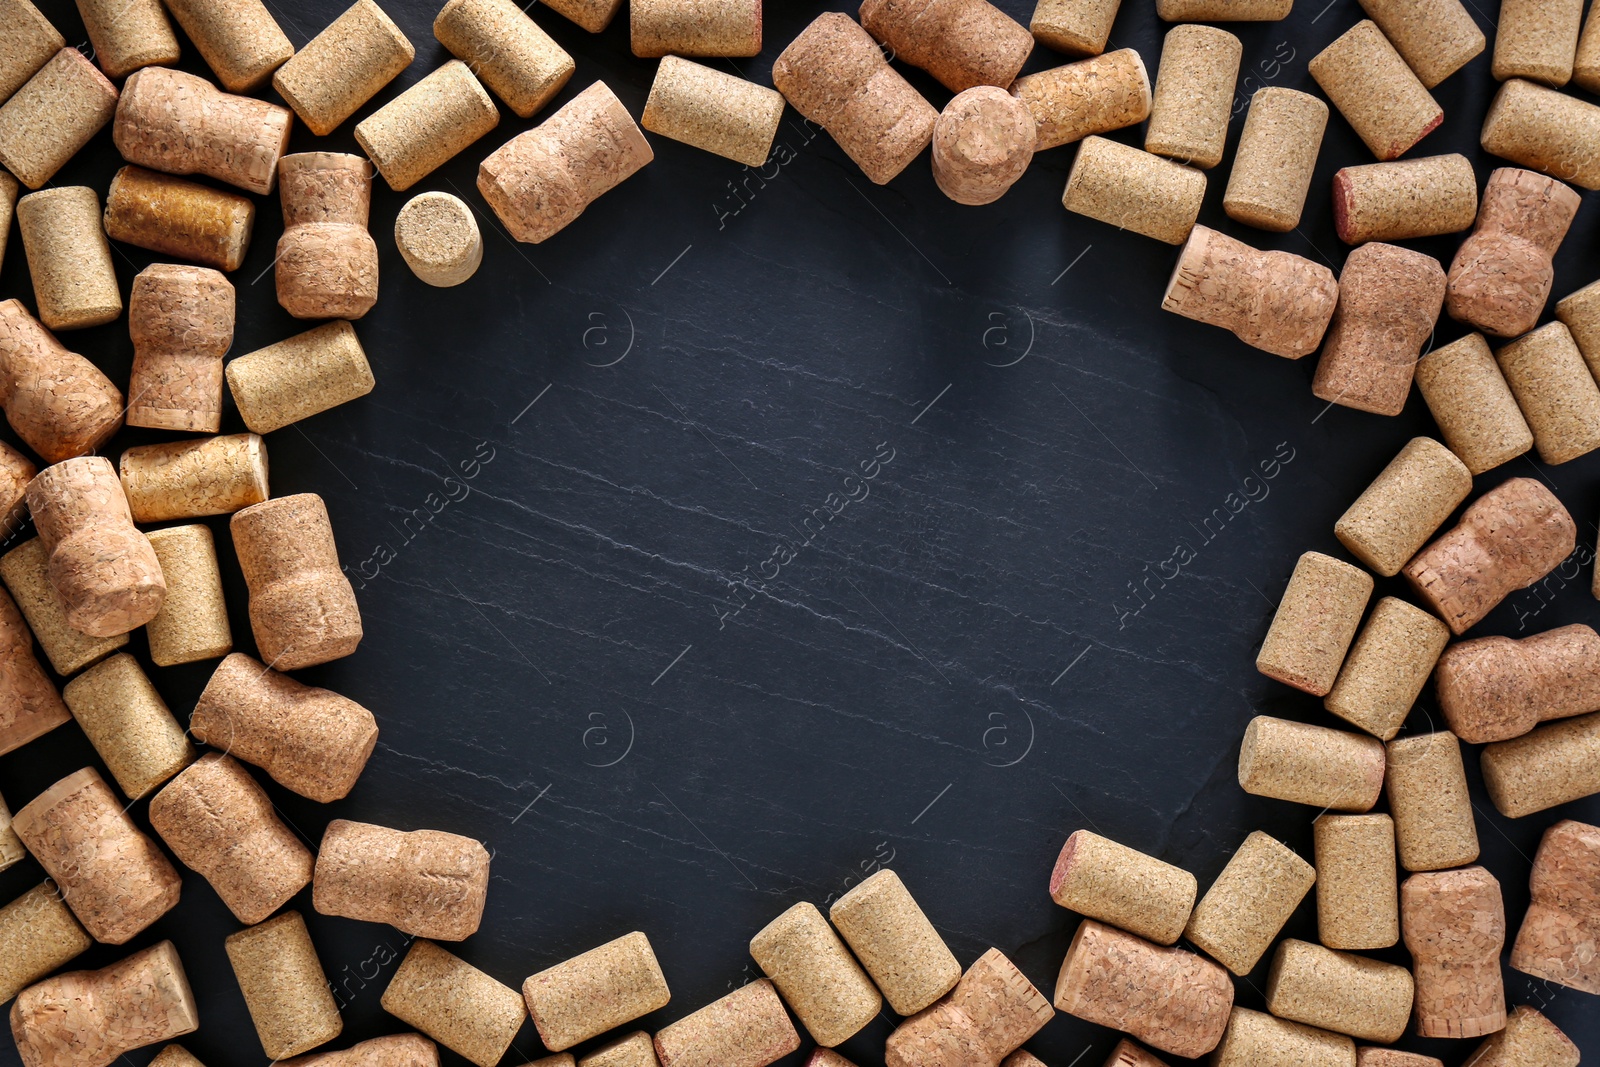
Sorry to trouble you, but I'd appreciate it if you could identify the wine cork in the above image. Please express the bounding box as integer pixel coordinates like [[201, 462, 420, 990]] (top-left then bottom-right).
[[1144, 25, 1239, 170], [643, 56, 783, 168], [163, 0, 293, 91], [226, 910, 343, 1060], [543, 0, 620, 33], [1356, 0, 1484, 87], [1156, 0, 1289, 17], [115, 66, 293, 196], [0, 172, 15, 272], [63, 653, 195, 800], [1332, 154, 1478, 244], [1052, 919, 1232, 1058], [829, 869, 961, 1016], [1511, 819, 1600, 994], [1447, 167, 1578, 337], [885, 948, 1053, 1067], [1047, 829, 1197, 945], [931, 86, 1035, 205], [0, 49, 118, 189], [148, 752, 312, 924], [1557, 279, 1600, 381], [1314, 813, 1399, 950], [273, 0, 415, 135], [1061, 135, 1204, 245], [0, 539, 127, 676], [191, 653, 378, 802], [120, 434, 268, 522], [1098, 1041, 1165, 1067], [1497, 322, 1600, 465], [1335, 438, 1472, 577], [383, 941, 528, 1067], [277, 153, 379, 320], [1161, 225, 1338, 358], [226, 320, 375, 434], [1437, 625, 1600, 743], [653, 979, 800, 1067], [631, 0, 759, 58], [1255, 551, 1373, 696], [231, 493, 362, 670], [1184, 831, 1316, 976], [1580, 2, 1600, 92], [0, 0, 63, 105], [1324, 597, 1450, 740], [1309, 21, 1442, 161], [11, 940, 198, 1067], [145, 524, 232, 666], [808, 1053, 857, 1067], [11, 767, 181, 943], [1211, 1008, 1354, 1067], [1401, 866, 1505, 1037], [0, 583, 69, 756], [16, 187, 122, 331], [1224, 88, 1327, 232], [1403, 477, 1575, 634], [860, 0, 1032, 93], [1414, 332, 1533, 474], [770, 13, 937, 185], [1481, 712, 1600, 817], [1358, 1052, 1440, 1067], [580, 1033, 656, 1067], [1462, 1007, 1579, 1067], [125, 265, 235, 433], [314, 819, 489, 941], [0, 438, 29, 534], [1265, 940, 1413, 1043], [150, 1047, 206, 1067], [78, 0, 180, 78], [2, 795, 25, 868], [1492, 0, 1581, 86], [1480, 79, 1600, 191], [355, 60, 499, 192], [395, 192, 482, 287], [1313, 243, 1446, 416], [1240, 717, 1386, 811], [105, 167, 255, 275], [750, 902, 880, 1046], [1029, 0, 1119, 55], [0, 882, 91, 1005], [1008, 50, 1150, 152], [436, 0, 572, 118], [1386, 731, 1479, 871], [279, 1034, 441, 1067]]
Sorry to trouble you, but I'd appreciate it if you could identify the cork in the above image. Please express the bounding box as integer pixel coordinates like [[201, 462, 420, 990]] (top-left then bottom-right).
[[1384, 732, 1478, 871], [770, 13, 937, 185], [1255, 551, 1373, 695], [1053, 919, 1232, 1058], [632, 0, 760, 58], [1557, 279, 1600, 381], [1061, 135, 1204, 244], [1358, 1053, 1440, 1067], [0, 583, 69, 756], [145, 525, 232, 666], [231, 494, 362, 670], [1223, 88, 1326, 231], [79, 0, 179, 78], [643, 56, 784, 168], [1047, 829, 1196, 944], [125, 265, 235, 433], [1513, 822, 1595, 995], [395, 192, 482, 287], [1314, 813, 1399, 950], [1264, 939, 1412, 1043], [1156, 0, 1289, 17], [750, 902, 878, 1046], [1325, 598, 1450, 740], [0, 439, 29, 535], [1161, 225, 1337, 358], [1481, 79, 1600, 191], [1403, 477, 1576, 634], [273, 0, 415, 135], [149, 752, 312, 924], [63, 653, 195, 799], [1448, 167, 1579, 338], [479, 81, 654, 244], [829, 869, 961, 1016], [1029, 0, 1120, 56], [277, 153, 379, 320], [436, 0, 573, 118], [163, 0, 293, 91], [227, 910, 343, 1059], [115, 67, 293, 196], [0, 302, 123, 463], [1497, 322, 1600, 464], [0, 882, 91, 1004], [226, 320, 375, 434], [1492, 0, 1581, 87], [16, 187, 121, 331], [1335, 440, 1472, 578], [11, 767, 181, 943], [1579, 2, 1600, 92], [653, 979, 798, 1067], [0, 172, 15, 273], [1437, 625, 1600, 743], [1184, 831, 1315, 976], [1009, 50, 1149, 152], [314, 819, 488, 940], [1144, 25, 1239, 170], [105, 167, 254, 276], [1240, 717, 1386, 811], [0, 539, 127, 675], [1098, 1041, 1166, 1067], [1333, 154, 1478, 244], [1400, 866, 1505, 1037], [543, 0, 621, 33], [885, 947, 1053, 1067], [150, 1047, 206, 1067], [808, 1053, 857, 1067], [1481, 712, 1600, 817], [520, 931, 671, 1050], [0, 793, 22, 869], [1211, 1008, 1354, 1067], [191, 652, 378, 802], [861, 0, 1032, 92], [1309, 22, 1442, 161], [355, 60, 499, 192], [1415, 333, 1533, 474], [930, 86, 1034, 205], [1462, 1007, 1579, 1067], [1357, 0, 1484, 87], [10, 941, 198, 1067], [383, 940, 528, 1067], [280, 1034, 441, 1067], [0, 0, 63, 106], [1314, 244, 1447, 415], [579, 1032, 657, 1067], [0, 49, 118, 189], [121, 434, 268, 522]]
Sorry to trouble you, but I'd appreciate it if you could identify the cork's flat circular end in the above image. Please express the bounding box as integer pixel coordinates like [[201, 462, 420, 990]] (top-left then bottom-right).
[[12, 766, 105, 839]]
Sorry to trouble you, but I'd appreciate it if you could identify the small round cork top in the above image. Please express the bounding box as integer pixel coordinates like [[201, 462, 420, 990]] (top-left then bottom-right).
[[395, 192, 482, 287], [931, 86, 1035, 205]]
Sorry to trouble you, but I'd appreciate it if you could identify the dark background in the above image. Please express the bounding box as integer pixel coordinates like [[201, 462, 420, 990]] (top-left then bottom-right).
[[3, 0, 1598, 1063]]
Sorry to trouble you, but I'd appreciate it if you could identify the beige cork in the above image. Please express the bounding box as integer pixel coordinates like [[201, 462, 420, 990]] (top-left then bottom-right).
[[227, 320, 375, 435], [0, 539, 126, 675], [280, 1034, 441, 1067], [63, 653, 195, 799], [1309, 21, 1442, 161], [0, 439, 29, 538], [435, 0, 573, 119], [3, 795, 28, 867], [1357, 1052, 1441, 1067], [1357, 0, 1483, 87], [1481, 79, 1600, 191], [0, 49, 117, 190], [163, 0, 293, 91], [1265, 939, 1412, 1043], [273, 0, 415, 136], [930, 86, 1034, 205], [1335, 439, 1472, 578], [580, 1032, 657, 1067], [10, 940, 198, 1067], [480, 81, 653, 244], [16, 187, 121, 331], [1492, 0, 1581, 87], [644, 57, 781, 169], [227, 910, 343, 1059], [1009, 50, 1149, 152], [1240, 716, 1386, 811], [543, 0, 621, 33], [277, 153, 379, 320], [829, 868, 961, 1016], [231, 493, 362, 670], [632, 0, 760, 58], [808, 1053, 857, 1067], [105, 167, 255, 275], [771, 13, 937, 185], [1401, 866, 1505, 1037], [1415, 333, 1533, 474], [1437, 624, 1600, 743], [0, 172, 16, 273], [355, 60, 499, 192], [78, 0, 179, 78], [120, 434, 268, 522], [1450, 175, 1575, 336], [653, 979, 798, 1067], [1403, 477, 1575, 634], [1580, 2, 1600, 92], [1096, 1041, 1166, 1067], [0, 583, 69, 756], [11, 767, 181, 943], [1144, 25, 1239, 170], [1184, 831, 1315, 976], [885, 947, 1053, 1067], [115, 67, 292, 196], [1224, 88, 1326, 232], [863, 0, 1032, 92], [383, 940, 528, 1067], [1314, 813, 1399, 950], [1333, 154, 1478, 244], [1029, 0, 1120, 56], [1047, 829, 1196, 945], [1512, 820, 1600, 993], [1497, 322, 1600, 464], [0, 882, 91, 1005], [750, 902, 879, 1046], [1314, 244, 1447, 416], [1325, 597, 1450, 740], [145, 525, 232, 666], [1481, 711, 1600, 817], [314, 819, 489, 941], [0, 0, 63, 106], [125, 265, 235, 433], [395, 193, 481, 287], [149, 1046, 207, 1067], [1156, 0, 1289, 17], [522, 932, 671, 1050], [191, 652, 378, 801], [1053, 919, 1232, 1058], [149, 752, 311, 924], [1557, 278, 1600, 381], [1462, 1006, 1579, 1067], [1211, 1008, 1354, 1067], [1161, 225, 1338, 358], [1386, 731, 1479, 871], [1061, 135, 1204, 245], [1255, 551, 1374, 695]]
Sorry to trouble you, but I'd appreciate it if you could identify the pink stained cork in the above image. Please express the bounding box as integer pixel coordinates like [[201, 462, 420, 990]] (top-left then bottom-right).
[[1460, 1006, 1579, 1067], [126, 265, 235, 434], [279, 1034, 440, 1067], [0, 581, 68, 757], [884, 947, 1053, 1067], [1510, 819, 1600, 994], [1401, 866, 1506, 1038], [114, 66, 293, 196], [314, 819, 489, 941], [0, 299, 123, 464], [653, 979, 799, 1067], [859, 0, 1033, 93], [1446, 167, 1581, 339], [1435, 624, 1600, 743], [1162, 225, 1338, 359]]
